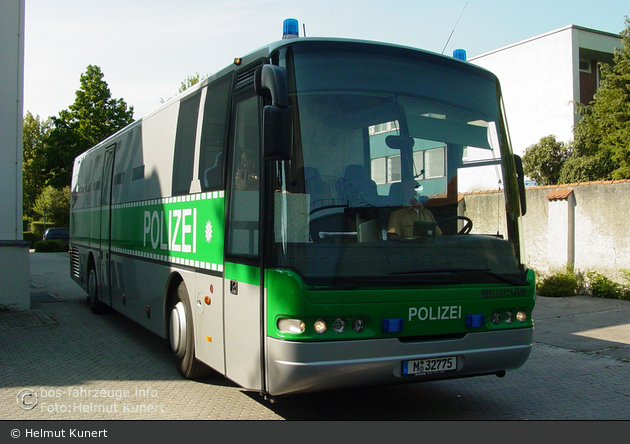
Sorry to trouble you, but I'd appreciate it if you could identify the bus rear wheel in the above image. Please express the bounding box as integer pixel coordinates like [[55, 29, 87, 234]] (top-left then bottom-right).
[[87, 266, 109, 314], [169, 281, 209, 379]]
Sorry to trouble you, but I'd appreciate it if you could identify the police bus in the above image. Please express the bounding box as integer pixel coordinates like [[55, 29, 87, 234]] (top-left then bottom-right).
[[70, 19, 535, 399]]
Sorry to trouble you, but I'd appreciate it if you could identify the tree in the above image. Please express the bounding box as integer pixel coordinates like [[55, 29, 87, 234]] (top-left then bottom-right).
[[557, 147, 616, 184], [179, 72, 205, 93], [160, 72, 208, 103], [22, 112, 52, 217], [522, 135, 570, 185], [44, 65, 134, 188], [524, 19, 630, 185], [572, 18, 630, 179], [32, 186, 71, 228]]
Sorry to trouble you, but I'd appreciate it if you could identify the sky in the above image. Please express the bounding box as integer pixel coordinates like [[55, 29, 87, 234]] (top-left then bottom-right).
[[23, 0, 629, 120]]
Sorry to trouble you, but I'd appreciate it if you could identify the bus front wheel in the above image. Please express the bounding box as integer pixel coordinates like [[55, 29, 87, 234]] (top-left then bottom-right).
[[169, 281, 209, 379]]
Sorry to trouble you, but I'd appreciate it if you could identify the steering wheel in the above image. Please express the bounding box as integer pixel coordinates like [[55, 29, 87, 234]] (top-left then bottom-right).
[[437, 216, 473, 235]]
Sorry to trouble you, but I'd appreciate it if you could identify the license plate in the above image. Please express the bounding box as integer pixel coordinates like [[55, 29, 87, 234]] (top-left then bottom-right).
[[402, 356, 457, 375]]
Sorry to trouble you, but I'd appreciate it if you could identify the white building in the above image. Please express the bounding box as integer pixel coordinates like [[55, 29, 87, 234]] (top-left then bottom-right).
[[469, 25, 621, 159], [0, 0, 29, 311]]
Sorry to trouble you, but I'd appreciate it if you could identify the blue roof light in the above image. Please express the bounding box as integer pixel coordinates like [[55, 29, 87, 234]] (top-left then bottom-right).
[[453, 49, 467, 61], [283, 18, 299, 39]]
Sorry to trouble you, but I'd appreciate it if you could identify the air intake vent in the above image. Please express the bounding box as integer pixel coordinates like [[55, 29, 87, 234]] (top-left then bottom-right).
[[71, 247, 80, 279]]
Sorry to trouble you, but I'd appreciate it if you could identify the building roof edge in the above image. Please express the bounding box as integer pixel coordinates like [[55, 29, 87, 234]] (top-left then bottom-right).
[[469, 24, 620, 61]]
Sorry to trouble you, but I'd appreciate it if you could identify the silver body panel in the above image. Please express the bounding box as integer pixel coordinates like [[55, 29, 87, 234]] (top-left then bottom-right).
[[265, 328, 532, 396]]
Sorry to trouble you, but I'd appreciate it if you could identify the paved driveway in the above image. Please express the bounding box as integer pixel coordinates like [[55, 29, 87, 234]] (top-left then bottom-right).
[[1, 252, 629, 421]]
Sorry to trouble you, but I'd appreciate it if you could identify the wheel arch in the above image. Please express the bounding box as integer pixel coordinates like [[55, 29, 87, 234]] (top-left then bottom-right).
[[163, 271, 185, 339]]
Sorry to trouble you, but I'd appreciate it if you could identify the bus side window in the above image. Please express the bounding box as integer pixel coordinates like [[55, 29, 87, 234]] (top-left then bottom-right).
[[199, 75, 231, 191], [226, 93, 261, 257], [172, 91, 202, 196]]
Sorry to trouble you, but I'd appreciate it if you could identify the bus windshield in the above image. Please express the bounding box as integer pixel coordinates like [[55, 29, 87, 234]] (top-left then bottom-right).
[[272, 42, 523, 287]]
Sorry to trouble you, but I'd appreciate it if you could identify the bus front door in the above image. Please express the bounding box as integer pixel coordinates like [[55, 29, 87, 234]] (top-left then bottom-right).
[[223, 91, 264, 391]]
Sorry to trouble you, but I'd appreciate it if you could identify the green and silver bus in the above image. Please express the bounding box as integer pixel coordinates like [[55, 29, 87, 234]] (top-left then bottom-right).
[[70, 19, 535, 398]]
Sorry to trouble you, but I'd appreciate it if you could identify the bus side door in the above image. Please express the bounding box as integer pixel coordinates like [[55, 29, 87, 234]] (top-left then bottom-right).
[[98, 144, 116, 307], [223, 88, 264, 391]]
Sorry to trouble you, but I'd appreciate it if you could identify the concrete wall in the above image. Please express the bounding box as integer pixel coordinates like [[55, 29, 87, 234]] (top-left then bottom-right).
[[462, 180, 630, 282], [0, 0, 29, 311]]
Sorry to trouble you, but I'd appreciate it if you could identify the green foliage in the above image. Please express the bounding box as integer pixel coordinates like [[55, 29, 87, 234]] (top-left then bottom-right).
[[522, 135, 571, 185], [32, 186, 71, 227], [23, 231, 39, 248], [537, 264, 583, 297], [524, 19, 630, 185], [44, 65, 134, 188], [179, 72, 206, 93], [571, 18, 630, 180], [557, 149, 616, 184], [22, 112, 52, 217], [586, 271, 630, 301], [30, 221, 46, 239], [161, 72, 208, 103]]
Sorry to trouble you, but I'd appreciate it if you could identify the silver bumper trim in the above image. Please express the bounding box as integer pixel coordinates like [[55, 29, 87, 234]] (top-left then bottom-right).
[[265, 328, 532, 396]]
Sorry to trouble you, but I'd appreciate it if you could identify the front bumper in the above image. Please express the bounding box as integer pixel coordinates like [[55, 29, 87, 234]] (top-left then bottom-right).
[[265, 328, 532, 396]]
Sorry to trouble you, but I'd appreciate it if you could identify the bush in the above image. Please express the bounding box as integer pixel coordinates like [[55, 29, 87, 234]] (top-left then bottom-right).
[[34, 240, 69, 252], [23, 216, 32, 231], [23, 231, 39, 248], [537, 264, 583, 297], [587, 271, 630, 301], [30, 221, 46, 239]]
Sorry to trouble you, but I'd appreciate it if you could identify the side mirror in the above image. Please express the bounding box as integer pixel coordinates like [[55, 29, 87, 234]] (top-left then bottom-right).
[[256, 65, 293, 161], [385, 135, 415, 150], [255, 65, 289, 108], [263, 105, 292, 160], [514, 154, 527, 216]]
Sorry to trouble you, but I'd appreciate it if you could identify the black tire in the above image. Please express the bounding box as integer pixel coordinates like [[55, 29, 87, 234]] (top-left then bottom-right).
[[87, 266, 109, 314], [169, 281, 210, 379]]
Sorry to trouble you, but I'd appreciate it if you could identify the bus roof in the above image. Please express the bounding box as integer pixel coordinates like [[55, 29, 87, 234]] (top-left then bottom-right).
[[77, 36, 498, 159]]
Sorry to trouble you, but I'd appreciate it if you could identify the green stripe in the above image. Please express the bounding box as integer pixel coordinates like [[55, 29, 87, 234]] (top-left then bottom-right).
[[224, 262, 260, 285], [73, 192, 226, 270]]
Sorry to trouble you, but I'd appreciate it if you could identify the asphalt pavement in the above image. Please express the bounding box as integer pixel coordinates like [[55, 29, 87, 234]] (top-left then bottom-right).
[[1, 251, 629, 421]]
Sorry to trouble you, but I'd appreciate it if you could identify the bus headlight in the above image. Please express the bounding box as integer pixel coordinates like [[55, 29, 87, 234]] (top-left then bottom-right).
[[352, 318, 365, 333], [314, 319, 328, 334], [333, 318, 346, 334], [504, 311, 514, 324], [277, 318, 305, 334], [516, 310, 527, 323], [491, 312, 501, 325]]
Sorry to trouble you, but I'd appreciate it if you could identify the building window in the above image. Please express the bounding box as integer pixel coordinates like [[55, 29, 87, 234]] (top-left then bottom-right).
[[579, 59, 592, 73], [369, 120, 400, 136]]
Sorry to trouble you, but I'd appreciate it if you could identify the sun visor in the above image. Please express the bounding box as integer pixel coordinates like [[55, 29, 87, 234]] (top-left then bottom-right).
[[406, 114, 492, 149]]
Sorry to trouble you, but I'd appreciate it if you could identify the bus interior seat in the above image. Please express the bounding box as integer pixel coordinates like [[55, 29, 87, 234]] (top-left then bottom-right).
[[341, 164, 379, 205], [351, 207, 382, 242], [387, 181, 405, 206], [357, 219, 381, 242]]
